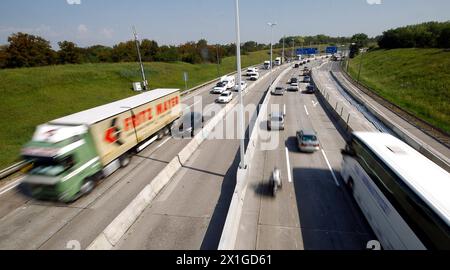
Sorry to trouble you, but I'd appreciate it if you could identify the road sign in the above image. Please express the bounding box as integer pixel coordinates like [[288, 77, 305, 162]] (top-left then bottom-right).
[[326, 46, 338, 54], [296, 48, 318, 55]]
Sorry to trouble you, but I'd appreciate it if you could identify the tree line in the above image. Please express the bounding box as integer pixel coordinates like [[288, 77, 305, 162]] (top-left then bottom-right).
[[0, 32, 270, 69], [377, 21, 450, 49]]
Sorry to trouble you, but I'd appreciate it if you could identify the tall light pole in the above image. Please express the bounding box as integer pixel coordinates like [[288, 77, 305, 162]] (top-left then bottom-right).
[[282, 35, 285, 64], [357, 48, 365, 84], [235, 0, 246, 169], [132, 26, 147, 90], [267, 22, 277, 84]]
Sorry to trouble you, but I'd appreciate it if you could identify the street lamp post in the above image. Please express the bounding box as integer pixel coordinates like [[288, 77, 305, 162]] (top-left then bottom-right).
[[235, 0, 246, 169], [268, 22, 277, 84], [357, 48, 365, 84]]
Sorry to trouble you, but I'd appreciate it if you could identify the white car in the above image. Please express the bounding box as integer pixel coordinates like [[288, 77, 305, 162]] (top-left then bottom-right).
[[216, 91, 233, 103], [246, 67, 258, 76], [287, 82, 299, 91], [249, 73, 260, 81], [211, 81, 227, 94], [234, 81, 247, 92]]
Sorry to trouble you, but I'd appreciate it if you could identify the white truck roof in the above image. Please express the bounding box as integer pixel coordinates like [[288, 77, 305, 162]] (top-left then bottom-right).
[[51, 88, 179, 126]]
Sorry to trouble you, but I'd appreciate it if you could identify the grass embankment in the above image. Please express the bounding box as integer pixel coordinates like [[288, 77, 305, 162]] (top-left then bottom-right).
[[0, 50, 275, 169], [348, 48, 450, 133]]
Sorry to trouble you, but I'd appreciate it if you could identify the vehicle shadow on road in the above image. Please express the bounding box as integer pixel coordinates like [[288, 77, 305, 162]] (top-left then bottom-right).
[[291, 167, 375, 250], [199, 148, 239, 250]]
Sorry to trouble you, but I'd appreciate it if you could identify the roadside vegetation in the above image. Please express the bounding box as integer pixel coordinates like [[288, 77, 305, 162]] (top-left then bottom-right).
[[348, 48, 450, 133], [0, 49, 274, 169]]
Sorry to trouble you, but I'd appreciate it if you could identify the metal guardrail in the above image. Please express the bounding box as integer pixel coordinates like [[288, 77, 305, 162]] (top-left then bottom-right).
[[0, 63, 266, 182], [0, 161, 28, 180]]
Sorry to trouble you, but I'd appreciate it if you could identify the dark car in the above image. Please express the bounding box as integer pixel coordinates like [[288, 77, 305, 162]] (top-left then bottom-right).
[[171, 112, 204, 138], [290, 77, 298, 84], [294, 64, 299, 68], [305, 84, 315, 94]]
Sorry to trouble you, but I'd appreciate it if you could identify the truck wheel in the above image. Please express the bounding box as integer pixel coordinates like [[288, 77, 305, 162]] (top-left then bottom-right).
[[120, 155, 131, 167], [80, 178, 95, 195]]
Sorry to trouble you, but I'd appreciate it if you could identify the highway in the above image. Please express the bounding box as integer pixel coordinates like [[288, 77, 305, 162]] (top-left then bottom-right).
[[235, 60, 375, 250], [111, 66, 289, 250], [1, 58, 440, 250], [0, 65, 282, 250]]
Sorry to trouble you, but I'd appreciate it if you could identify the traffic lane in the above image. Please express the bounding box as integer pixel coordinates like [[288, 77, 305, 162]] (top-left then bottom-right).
[[115, 138, 240, 250], [37, 70, 277, 250], [0, 135, 181, 249], [39, 66, 284, 250], [289, 85, 375, 250], [113, 66, 287, 250], [253, 68, 305, 250], [0, 67, 274, 249]]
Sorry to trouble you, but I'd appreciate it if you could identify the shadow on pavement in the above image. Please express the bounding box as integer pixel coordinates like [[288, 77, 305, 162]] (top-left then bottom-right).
[[291, 167, 375, 250]]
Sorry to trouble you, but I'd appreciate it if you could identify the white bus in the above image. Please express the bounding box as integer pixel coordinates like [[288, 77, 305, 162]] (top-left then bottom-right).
[[340, 132, 450, 250]]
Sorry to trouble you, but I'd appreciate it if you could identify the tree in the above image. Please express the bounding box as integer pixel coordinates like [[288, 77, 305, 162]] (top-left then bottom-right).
[[83, 45, 113, 63], [140, 39, 158, 62], [0, 45, 7, 68], [378, 21, 450, 49], [438, 27, 450, 48], [5, 32, 56, 68], [111, 41, 136, 62], [57, 41, 82, 64], [155, 45, 179, 62], [349, 33, 369, 58]]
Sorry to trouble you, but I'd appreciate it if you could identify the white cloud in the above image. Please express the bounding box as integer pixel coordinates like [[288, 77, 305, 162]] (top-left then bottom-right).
[[100, 28, 114, 39], [67, 0, 81, 5], [77, 24, 88, 34], [367, 0, 382, 4], [0, 25, 58, 37]]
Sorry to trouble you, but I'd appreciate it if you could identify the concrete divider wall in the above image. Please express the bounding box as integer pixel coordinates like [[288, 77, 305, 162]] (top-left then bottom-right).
[[87, 64, 286, 250], [330, 71, 450, 173], [218, 66, 293, 250]]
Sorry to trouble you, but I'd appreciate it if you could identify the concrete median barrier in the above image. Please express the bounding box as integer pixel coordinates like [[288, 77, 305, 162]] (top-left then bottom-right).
[[218, 65, 292, 250], [87, 64, 288, 250]]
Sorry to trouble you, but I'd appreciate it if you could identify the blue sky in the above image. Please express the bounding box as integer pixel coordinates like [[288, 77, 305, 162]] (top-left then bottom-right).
[[0, 0, 449, 48]]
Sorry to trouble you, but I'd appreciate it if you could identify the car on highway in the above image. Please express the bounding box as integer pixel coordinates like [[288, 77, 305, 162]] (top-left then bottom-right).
[[296, 129, 320, 152], [249, 72, 260, 81], [288, 82, 299, 91], [246, 67, 258, 76], [303, 76, 311, 83], [294, 63, 299, 68], [305, 84, 315, 94], [233, 81, 247, 92], [211, 81, 228, 94], [271, 86, 285, 96], [216, 91, 233, 103], [290, 77, 298, 84], [172, 112, 205, 138], [268, 112, 285, 131]]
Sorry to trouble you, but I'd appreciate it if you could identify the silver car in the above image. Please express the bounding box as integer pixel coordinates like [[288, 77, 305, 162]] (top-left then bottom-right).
[[296, 129, 320, 152], [268, 112, 285, 131], [271, 86, 285, 96]]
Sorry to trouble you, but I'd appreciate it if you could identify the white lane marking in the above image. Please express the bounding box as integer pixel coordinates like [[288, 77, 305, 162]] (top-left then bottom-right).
[[188, 100, 202, 109], [321, 149, 340, 187], [304, 105, 309, 116], [0, 177, 24, 196], [285, 147, 292, 183], [156, 137, 171, 150], [312, 100, 318, 107]]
